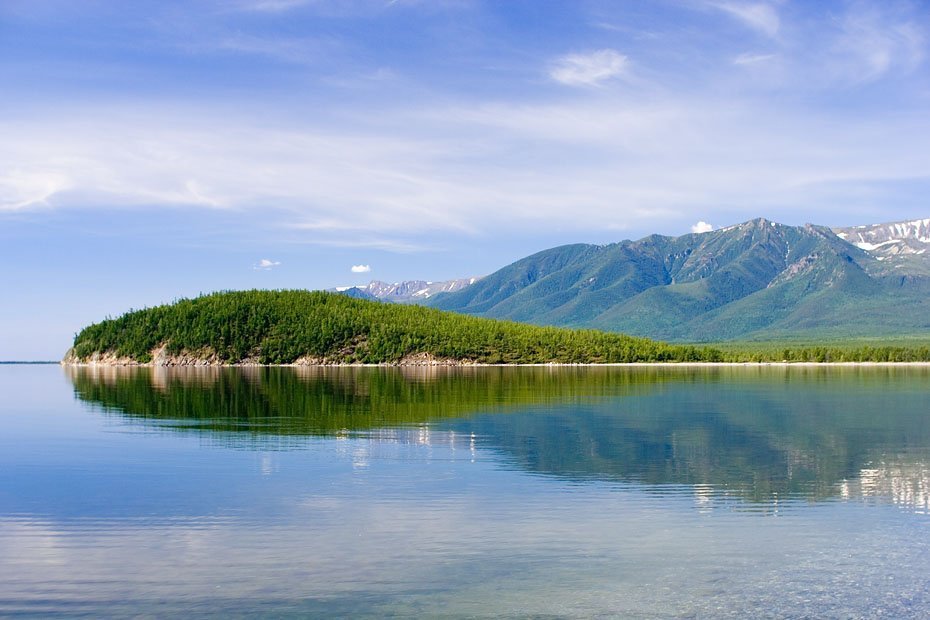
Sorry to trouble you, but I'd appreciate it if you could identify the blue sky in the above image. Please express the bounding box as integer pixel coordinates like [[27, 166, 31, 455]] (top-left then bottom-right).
[[2, 0, 929, 359]]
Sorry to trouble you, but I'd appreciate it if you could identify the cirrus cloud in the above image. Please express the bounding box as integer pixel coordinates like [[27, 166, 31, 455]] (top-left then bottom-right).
[[549, 49, 629, 87], [706, 1, 780, 38], [733, 52, 776, 66], [0, 169, 72, 211]]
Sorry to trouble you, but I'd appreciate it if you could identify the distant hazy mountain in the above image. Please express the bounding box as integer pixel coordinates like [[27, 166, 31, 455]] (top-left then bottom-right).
[[428, 218, 930, 341], [833, 218, 930, 275], [334, 286, 379, 301], [332, 278, 479, 303]]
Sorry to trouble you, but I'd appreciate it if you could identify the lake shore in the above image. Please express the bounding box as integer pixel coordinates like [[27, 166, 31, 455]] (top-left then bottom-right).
[[60, 360, 930, 367], [61, 345, 930, 368]]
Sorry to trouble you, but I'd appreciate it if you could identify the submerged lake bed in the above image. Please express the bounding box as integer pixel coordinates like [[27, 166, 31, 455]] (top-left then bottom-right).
[[1, 365, 929, 618]]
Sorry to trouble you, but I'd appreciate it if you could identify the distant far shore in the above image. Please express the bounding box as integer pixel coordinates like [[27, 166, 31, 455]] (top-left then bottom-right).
[[1, 361, 60, 365]]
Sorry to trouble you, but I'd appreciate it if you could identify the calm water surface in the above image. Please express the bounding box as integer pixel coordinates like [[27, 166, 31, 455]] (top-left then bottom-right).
[[1, 365, 929, 618]]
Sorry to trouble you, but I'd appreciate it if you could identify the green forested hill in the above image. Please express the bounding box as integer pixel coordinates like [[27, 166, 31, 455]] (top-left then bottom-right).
[[429, 219, 930, 341], [68, 290, 723, 364]]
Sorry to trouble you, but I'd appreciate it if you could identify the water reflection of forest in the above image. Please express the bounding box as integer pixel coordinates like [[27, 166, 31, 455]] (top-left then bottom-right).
[[68, 366, 930, 506]]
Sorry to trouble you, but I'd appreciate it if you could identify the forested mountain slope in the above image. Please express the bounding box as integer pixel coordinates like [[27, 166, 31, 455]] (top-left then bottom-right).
[[429, 218, 930, 341]]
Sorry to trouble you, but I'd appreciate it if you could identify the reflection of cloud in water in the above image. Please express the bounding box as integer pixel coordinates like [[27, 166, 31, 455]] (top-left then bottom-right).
[[0, 519, 67, 568], [840, 461, 930, 513], [3, 482, 930, 617]]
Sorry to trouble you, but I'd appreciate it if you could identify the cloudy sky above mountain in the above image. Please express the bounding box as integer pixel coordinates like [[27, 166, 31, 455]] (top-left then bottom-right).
[[2, 0, 929, 357]]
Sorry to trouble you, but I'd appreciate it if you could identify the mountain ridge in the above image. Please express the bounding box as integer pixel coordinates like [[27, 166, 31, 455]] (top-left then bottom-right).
[[331, 277, 479, 303], [427, 217, 930, 341], [832, 218, 930, 276]]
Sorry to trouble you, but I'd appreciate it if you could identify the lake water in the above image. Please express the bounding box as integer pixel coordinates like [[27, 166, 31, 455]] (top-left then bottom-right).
[[2, 364, 929, 618]]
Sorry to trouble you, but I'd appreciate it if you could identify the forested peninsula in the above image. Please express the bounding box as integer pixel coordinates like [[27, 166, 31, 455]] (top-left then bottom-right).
[[65, 290, 723, 365], [64, 290, 930, 366]]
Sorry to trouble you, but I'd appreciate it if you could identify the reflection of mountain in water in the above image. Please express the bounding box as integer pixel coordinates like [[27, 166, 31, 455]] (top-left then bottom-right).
[[68, 366, 930, 506], [448, 370, 930, 503]]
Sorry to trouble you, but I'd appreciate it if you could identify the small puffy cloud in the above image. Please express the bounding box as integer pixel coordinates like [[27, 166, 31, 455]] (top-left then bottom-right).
[[691, 221, 714, 233], [351, 264, 371, 273], [255, 258, 281, 270], [550, 49, 629, 87]]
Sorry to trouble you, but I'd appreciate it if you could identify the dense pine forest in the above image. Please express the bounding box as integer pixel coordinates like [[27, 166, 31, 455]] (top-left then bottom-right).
[[68, 290, 722, 364], [68, 290, 930, 364]]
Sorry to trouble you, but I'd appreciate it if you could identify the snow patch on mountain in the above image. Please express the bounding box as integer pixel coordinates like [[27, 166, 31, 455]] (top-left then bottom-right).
[[329, 277, 481, 303], [832, 218, 930, 261]]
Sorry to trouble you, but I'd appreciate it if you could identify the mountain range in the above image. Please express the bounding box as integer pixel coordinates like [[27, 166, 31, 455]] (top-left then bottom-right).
[[424, 218, 930, 342], [833, 219, 930, 276], [332, 278, 478, 303]]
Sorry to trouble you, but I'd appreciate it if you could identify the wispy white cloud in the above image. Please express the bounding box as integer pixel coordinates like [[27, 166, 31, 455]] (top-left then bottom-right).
[[549, 49, 629, 87], [691, 221, 714, 233], [829, 2, 925, 84], [707, 1, 780, 38], [228, 0, 444, 17], [0, 110, 484, 238], [209, 34, 337, 65], [288, 234, 430, 253], [733, 52, 776, 66], [3, 96, 930, 242], [351, 264, 371, 273], [254, 258, 281, 270], [0, 170, 71, 211], [233, 0, 312, 12], [592, 22, 660, 40]]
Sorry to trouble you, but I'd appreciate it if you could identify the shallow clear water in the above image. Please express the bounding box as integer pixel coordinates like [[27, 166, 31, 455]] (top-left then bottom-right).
[[2, 365, 929, 618]]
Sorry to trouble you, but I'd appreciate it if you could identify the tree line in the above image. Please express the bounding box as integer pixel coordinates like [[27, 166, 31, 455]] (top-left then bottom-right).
[[71, 290, 722, 364], [71, 290, 930, 364]]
